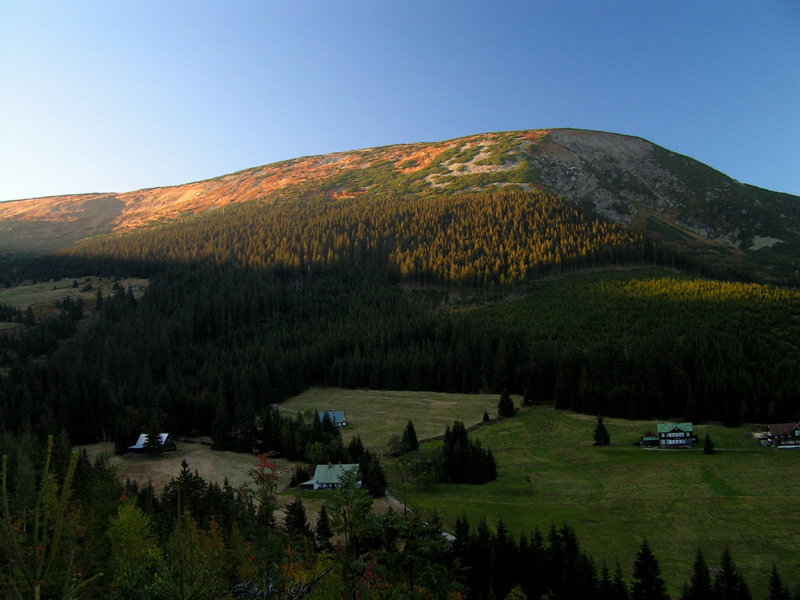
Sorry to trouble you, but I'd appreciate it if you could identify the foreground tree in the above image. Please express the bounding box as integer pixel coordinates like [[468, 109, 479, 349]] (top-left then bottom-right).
[[329, 467, 378, 600], [0, 436, 97, 600], [314, 505, 334, 552], [284, 497, 312, 541], [680, 549, 712, 600], [631, 539, 669, 600], [766, 564, 791, 600], [714, 547, 752, 600], [153, 512, 228, 600], [246, 453, 281, 541], [107, 501, 162, 599]]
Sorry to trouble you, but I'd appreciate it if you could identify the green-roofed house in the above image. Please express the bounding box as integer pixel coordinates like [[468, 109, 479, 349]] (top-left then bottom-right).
[[657, 422, 698, 448], [300, 463, 361, 490]]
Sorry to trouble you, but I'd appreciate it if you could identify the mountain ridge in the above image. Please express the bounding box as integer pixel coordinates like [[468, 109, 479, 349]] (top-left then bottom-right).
[[2, 128, 798, 281]]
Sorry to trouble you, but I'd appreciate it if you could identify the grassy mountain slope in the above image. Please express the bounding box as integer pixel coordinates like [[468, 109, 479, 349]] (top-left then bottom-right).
[[2, 129, 798, 280]]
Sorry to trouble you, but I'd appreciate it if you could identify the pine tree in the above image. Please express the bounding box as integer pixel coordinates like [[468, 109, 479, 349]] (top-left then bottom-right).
[[599, 562, 615, 600], [0, 437, 96, 600], [401, 420, 419, 453], [613, 561, 630, 600], [360, 450, 386, 497], [630, 539, 669, 600], [498, 389, 515, 418], [143, 428, 163, 457], [314, 504, 334, 552], [347, 436, 365, 463], [283, 497, 311, 540], [593, 414, 611, 446], [714, 546, 751, 600], [704, 433, 714, 455], [766, 564, 791, 600], [682, 549, 712, 600], [24, 305, 35, 327]]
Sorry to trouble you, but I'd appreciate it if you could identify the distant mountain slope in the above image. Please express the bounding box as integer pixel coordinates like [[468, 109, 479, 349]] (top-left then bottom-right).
[[2, 129, 798, 279]]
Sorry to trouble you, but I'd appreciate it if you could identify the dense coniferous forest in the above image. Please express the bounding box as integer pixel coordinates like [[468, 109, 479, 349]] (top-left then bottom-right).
[[1, 188, 799, 597]]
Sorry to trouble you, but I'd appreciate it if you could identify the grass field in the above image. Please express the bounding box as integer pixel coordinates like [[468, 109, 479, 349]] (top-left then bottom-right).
[[0, 276, 147, 309], [80, 435, 398, 528], [83, 388, 800, 595], [81, 439, 269, 491], [277, 387, 503, 450], [396, 405, 800, 596]]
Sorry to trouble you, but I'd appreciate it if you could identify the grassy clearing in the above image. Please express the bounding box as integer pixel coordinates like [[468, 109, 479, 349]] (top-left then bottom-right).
[[0, 277, 148, 315], [0, 276, 144, 309], [80, 436, 399, 529], [397, 405, 800, 595], [80, 439, 273, 491], [278, 387, 503, 450], [78, 439, 315, 523], [82, 389, 800, 593], [0, 276, 148, 337]]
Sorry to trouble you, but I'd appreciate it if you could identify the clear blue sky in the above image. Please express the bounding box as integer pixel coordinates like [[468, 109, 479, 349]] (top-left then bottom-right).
[[1, 1, 798, 202]]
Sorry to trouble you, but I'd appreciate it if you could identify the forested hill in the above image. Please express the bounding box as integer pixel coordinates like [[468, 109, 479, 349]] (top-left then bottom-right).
[[2, 131, 800, 599], [1, 187, 799, 449], [57, 191, 646, 285], [1, 128, 799, 281]]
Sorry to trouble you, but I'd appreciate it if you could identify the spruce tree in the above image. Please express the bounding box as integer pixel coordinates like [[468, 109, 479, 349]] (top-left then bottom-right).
[[401, 420, 419, 453], [347, 436, 365, 463], [613, 561, 630, 600], [498, 389, 515, 418], [315, 505, 333, 552], [683, 548, 712, 600], [24, 305, 35, 327], [143, 428, 162, 456], [714, 546, 751, 600], [704, 433, 714, 455], [630, 539, 669, 600], [767, 564, 791, 600], [593, 414, 611, 446], [599, 562, 615, 600], [284, 497, 311, 540], [360, 450, 386, 497]]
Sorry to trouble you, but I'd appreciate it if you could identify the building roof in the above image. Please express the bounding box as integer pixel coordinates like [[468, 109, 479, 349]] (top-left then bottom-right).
[[128, 433, 171, 450], [301, 463, 359, 487], [656, 422, 694, 434], [318, 410, 346, 423], [768, 423, 800, 437]]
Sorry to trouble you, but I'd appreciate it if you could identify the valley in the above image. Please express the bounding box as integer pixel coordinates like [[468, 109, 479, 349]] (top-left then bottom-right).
[[76, 386, 800, 596], [1, 129, 799, 598]]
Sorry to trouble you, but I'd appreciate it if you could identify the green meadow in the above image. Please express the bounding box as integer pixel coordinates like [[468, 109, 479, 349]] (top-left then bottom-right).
[[282, 388, 800, 595], [401, 406, 800, 595], [278, 387, 500, 449]]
